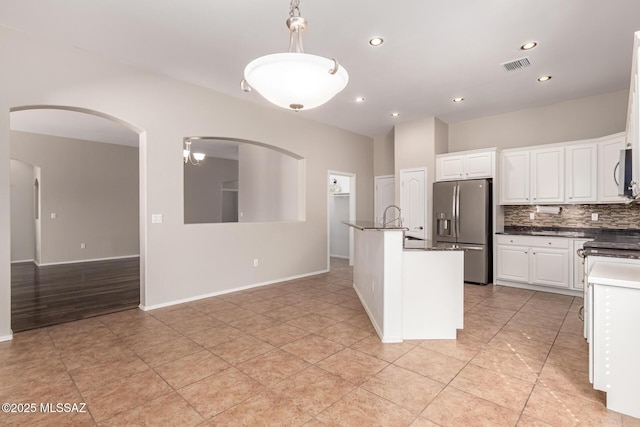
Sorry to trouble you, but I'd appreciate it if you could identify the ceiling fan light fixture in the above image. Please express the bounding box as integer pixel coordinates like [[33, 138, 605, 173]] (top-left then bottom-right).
[[243, 0, 348, 111]]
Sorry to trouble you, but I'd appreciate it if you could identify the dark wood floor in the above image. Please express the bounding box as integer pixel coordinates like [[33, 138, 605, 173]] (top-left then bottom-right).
[[11, 257, 140, 332]]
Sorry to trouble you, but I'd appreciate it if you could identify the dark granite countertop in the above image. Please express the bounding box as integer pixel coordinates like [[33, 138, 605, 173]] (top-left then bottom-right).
[[403, 239, 464, 251], [498, 226, 640, 239], [342, 220, 408, 231]]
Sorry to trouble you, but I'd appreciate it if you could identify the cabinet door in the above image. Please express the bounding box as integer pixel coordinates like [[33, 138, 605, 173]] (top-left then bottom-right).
[[500, 151, 530, 204], [436, 155, 464, 181], [598, 136, 627, 203], [572, 239, 591, 290], [464, 152, 494, 179], [531, 147, 564, 203], [566, 143, 597, 203], [530, 248, 569, 288], [497, 245, 529, 283]]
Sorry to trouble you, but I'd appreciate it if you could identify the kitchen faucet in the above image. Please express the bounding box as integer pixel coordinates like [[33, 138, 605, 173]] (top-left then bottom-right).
[[382, 204, 402, 228]]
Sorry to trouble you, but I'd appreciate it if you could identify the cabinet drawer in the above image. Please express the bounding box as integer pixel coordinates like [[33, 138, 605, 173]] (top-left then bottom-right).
[[496, 235, 569, 249]]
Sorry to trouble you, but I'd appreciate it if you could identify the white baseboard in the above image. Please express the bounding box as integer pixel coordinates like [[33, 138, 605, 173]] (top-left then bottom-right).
[[11, 259, 34, 264], [36, 254, 140, 267], [0, 332, 14, 342], [140, 268, 329, 312]]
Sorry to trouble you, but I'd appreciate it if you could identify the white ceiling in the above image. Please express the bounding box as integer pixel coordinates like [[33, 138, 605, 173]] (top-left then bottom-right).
[[3, 0, 640, 141]]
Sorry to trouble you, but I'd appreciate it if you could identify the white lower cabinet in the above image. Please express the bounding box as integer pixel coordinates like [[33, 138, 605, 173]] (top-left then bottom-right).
[[530, 248, 569, 288], [586, 256, 640, 419], [496, 245, 529, 282], [496, 235, 573, 292]]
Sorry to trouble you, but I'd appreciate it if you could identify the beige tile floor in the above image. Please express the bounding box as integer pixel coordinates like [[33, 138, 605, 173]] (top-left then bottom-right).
[[1, 258, 639, 426]]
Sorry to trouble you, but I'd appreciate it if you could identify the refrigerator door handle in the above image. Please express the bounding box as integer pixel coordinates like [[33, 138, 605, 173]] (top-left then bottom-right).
[[454, 184, 460, 239], [451, 184, 457, 238], [459, 246, 484, 251]]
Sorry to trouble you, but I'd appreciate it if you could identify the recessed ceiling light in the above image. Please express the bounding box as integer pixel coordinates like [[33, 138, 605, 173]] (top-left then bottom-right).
[[390, 112, 400, 117], [369, 37, 384, 47], [537, 75, 552, 82], [453, 97, 464, 103], [520, 41, 538, 50], [355, 96, 365, 103]]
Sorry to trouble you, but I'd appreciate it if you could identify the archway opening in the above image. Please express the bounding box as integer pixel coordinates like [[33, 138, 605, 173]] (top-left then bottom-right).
[[9, 106, 145, 332]]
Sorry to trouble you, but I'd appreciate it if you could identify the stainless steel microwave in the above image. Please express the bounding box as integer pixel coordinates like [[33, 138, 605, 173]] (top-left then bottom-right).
[[618, 148, 633, 197]]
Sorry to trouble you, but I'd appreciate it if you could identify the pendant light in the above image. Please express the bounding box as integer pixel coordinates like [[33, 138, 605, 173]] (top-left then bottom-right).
[[241, 0, 349, 111]]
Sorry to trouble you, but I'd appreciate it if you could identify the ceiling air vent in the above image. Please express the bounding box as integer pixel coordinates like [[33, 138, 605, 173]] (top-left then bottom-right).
[[501, 57, 532, 72]]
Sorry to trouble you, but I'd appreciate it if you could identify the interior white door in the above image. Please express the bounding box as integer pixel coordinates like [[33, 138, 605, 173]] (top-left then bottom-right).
[[374, 175, 395, 225], [400, 168, 426, 240]]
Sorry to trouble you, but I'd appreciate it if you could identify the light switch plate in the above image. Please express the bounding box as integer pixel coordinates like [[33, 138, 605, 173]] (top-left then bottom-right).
[[591, 213, 599, 221], [151, 214, 163, 224], [529, 213, 535, 220]]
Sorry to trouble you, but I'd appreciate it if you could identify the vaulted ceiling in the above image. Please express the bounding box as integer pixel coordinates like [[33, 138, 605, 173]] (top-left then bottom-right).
[[3, 0, 640, 139]]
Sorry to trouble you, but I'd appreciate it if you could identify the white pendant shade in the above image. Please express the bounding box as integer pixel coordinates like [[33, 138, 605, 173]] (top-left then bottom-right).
[[244, 52, 349, 111]]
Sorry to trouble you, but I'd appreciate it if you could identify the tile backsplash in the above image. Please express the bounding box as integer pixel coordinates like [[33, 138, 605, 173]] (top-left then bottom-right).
[[504, 204, 640, 229]]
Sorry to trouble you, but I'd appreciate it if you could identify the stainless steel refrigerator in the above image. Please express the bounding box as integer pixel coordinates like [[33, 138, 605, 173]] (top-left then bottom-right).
[[433, 179, 492, 285]]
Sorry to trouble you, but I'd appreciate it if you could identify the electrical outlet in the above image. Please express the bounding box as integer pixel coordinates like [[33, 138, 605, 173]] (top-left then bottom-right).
[[80, 243, 86, 249], [591, 213, 599, 221], [529, 213, 535, 220], [253, 258, 259, 267], [50, 213, 57, 219]]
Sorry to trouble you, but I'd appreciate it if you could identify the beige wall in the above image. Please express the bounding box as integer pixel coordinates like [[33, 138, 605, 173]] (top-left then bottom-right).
[[184, 157, 238, 224], [394, 117, 436, 240], [10, 159, 35, 262], [373, 129, 394, 177], [10, 131, 140, 265], [0, 26, 374, 337], [238, 144, 300, 222], [448, 90, 628, 152], [434, 117, 449, 155]]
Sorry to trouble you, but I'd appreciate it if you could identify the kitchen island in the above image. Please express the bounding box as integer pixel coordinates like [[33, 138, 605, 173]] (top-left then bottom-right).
[[344, 221, 464, 343]]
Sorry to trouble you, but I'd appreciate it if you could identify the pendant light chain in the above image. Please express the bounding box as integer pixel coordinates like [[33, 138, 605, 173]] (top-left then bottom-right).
[[287, 0, 305, 54], [289, 0, 301, 18]]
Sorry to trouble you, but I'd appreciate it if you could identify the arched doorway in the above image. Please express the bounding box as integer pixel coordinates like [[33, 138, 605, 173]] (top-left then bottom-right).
[[9, 105, 146, 331]]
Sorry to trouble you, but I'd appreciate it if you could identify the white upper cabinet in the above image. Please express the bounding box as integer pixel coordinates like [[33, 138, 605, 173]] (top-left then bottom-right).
[[464, 151, 495, 179], [531, 147, 564, 203], [566, 143, 598, 203], [436, 155, 464, 181], [500, 151, 530, 204], [436, 149, 495, 182], [501, 148, 565, 205], [598, 134, 627, 203]]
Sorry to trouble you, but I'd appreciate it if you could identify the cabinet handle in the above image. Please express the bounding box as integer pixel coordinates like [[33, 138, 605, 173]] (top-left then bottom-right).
[[548, 242, 552, 245], [532, 252, 536, 255]]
